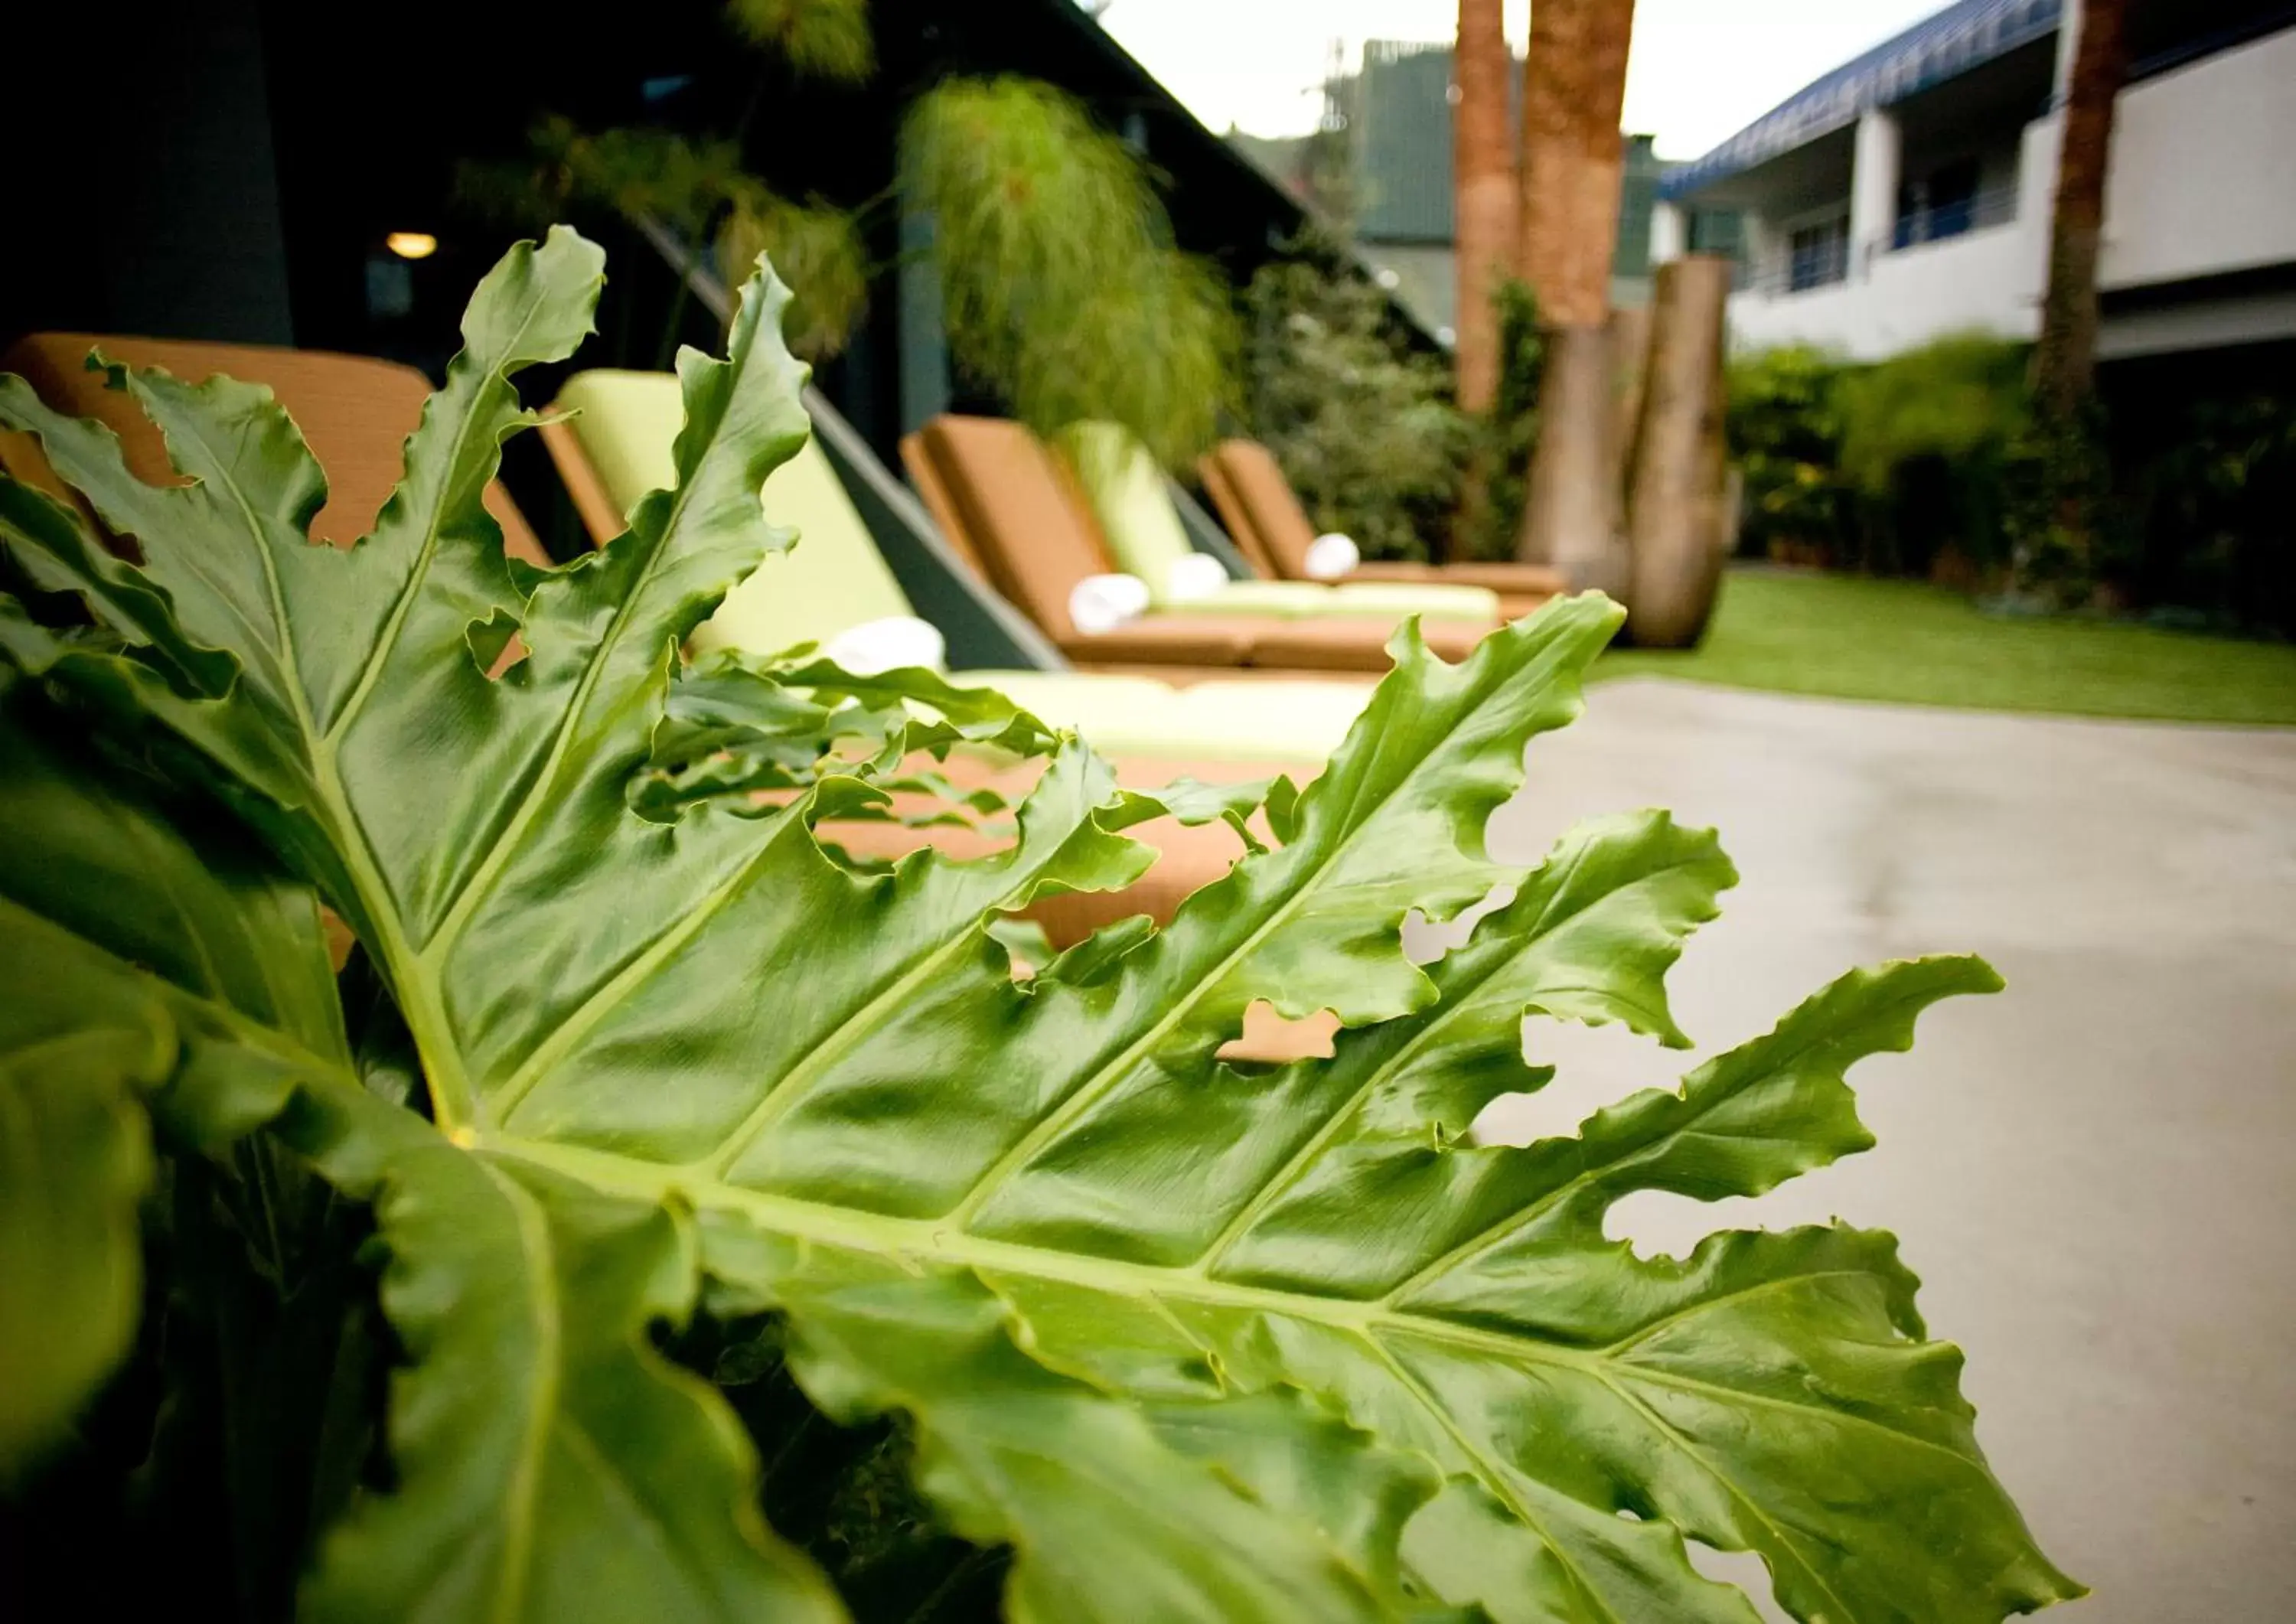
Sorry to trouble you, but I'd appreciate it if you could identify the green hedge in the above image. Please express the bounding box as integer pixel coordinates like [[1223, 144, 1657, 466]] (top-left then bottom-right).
[[1727, 335, 2296, 635]]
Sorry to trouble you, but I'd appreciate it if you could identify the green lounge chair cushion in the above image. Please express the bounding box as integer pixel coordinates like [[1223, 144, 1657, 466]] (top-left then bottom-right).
[[1055, 420, 1199, 594], [1060, 419, 1496, 622], [557, 370, 915, 657], [964, 673, 1368, 764], [557, 373, 1369, 763]]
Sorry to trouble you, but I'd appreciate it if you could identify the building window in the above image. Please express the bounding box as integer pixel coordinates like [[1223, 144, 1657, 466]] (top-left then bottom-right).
[[1895, 158, 1981, 247], [1788, 215, 1851, 292]]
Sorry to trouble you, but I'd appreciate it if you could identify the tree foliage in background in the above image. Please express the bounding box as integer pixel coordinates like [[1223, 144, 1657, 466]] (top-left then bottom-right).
[[1725, 345, 1851, 563], [0, 233, 2079, 1622], [900, 77, 1238, 470], [460, 2, 1237, 465], [1729, 335, 2033, 580], [1838, 334, 2033, 579], [1244, 243, 1469, 563], [461, 118, 872, 361], [726, 0, 874, 81], [1456, 278, 1547, 563], [1727, 334, 2296, 634], [2129, 388, 2296, 635]]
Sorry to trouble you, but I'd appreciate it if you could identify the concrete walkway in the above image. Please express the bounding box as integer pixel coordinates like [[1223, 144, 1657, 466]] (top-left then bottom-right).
[[1468, 678, 2296, 1622]]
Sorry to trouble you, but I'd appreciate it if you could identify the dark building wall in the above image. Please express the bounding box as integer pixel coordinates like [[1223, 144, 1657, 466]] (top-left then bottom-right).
[[6, 0, 294, 345]]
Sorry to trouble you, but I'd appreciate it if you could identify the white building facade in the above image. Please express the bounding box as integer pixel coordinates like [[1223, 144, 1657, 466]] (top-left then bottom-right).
[[1656, 0, 2296, 362]]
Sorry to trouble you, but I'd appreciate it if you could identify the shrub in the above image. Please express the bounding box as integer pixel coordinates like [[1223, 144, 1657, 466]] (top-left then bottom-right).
[[901, 77, 1238, 469], [1727, 334, 2031, 579], [1244, 242, 1469, 562], [1725, 344, 1851, 563], [0, 231, 2079, 1622], [1838, 334, 2030, 579], [1453, 277, 1547, 563], [460, 5, 1237, 465], [2128, 389, 2296, 635]]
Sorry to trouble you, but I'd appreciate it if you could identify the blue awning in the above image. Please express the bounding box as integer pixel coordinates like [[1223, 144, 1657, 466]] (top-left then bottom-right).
[[1659, 0, 2060, 200]]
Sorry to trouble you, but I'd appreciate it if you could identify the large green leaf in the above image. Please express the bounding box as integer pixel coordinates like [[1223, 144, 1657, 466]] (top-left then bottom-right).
[[0, 674, 845, 1620], [0, 925, 165, 1484], [0, 670, 343, 1481], [0, 232, 2079, 1621]]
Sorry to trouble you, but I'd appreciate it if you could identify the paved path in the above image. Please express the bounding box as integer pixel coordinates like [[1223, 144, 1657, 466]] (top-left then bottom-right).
[[1463, 678, 2296, 1622]]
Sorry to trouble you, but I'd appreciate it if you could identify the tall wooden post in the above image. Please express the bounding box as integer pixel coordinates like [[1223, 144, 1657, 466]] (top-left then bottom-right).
[[1625, 255, 1732, 647], [1602, 301, 1652, 510], [1452, 0, 1515, 416], [1514, 0, 1638, 597]]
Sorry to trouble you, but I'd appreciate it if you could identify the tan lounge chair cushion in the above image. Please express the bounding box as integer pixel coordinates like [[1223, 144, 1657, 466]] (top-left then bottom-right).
[[912, 416, 1486, 672], [1, 333, 549, 566], [915, 414, 1108, 640], [1201, 438, 1565, 605], [1245, 617, 1486, 670], [1348, 558, 1569, 599], [823, 750, 1334, 1063], [906, 417, 1267, 667], [1196, 450, 1285, 579]]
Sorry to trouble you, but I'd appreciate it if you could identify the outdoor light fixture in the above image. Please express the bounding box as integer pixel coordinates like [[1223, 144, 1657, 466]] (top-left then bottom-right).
[[385, 232, 439, 261]]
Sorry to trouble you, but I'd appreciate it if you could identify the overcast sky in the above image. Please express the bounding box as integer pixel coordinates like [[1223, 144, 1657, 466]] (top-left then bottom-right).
[[1092, 0, 1947, 161]]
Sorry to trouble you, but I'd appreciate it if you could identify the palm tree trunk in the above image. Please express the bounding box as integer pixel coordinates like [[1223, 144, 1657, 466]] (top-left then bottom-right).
[[1452, 0, 1515, 416], [2032, 0, 2128, 420], [1514, 0, 1637, 594], [2020, 0, 2128, 601]]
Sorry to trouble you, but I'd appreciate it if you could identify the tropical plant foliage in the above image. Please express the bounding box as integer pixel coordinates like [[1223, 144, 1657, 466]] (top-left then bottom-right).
[[901, 76, 1240, 471], [0, 232, 2079, 1622], [458, 116, 872, 362], [1456, 278, 1548, 563], [1244, 240, 1471, 563], [458, 2, 1238, 465], [2127, 386, 2296, 635], [1729, 335, 2033, 580]]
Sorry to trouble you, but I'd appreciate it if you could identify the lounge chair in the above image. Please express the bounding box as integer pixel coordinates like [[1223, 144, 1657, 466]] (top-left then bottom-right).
[[540, 370, 1374, 765], [1054, 420, 1504, 628], [0, 335, 1309, 953], [0, 333, 553, 568], [903, 413, 1492, 671], [1199, 437, 1567, 620]]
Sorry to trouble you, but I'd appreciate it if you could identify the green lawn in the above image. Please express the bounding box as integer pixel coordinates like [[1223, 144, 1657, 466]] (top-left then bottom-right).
[[1596, 568, 2296, 726]]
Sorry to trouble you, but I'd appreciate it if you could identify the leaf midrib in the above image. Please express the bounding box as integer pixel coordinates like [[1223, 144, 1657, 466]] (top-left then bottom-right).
[[409, 377, 733, 1042], [490, 1130, 1970, 1624], [485, 1129, 1975, 1476], [306, 297, 554, 1131], [471, 1156, 560, 1624], [321, 293, 550, 752], [152, 399, 452, 1114]]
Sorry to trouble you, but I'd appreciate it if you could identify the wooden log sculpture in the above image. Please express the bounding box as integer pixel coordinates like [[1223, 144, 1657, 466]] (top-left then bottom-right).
[[1625, 255, 1733, 647]]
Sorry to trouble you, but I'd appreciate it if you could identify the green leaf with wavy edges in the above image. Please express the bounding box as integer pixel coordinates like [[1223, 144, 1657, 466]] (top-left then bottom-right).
[[0, 673, 844, 1622], [1, 231, 2080, 1621], [0, 946, 166, 1484]]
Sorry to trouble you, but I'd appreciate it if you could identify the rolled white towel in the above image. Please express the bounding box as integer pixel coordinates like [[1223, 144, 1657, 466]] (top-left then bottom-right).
[[1303, 531, 1362, 580], [1068, 572, 1152, 635], [821, 615, 947, 676], [1163, 552, 1231, 605]]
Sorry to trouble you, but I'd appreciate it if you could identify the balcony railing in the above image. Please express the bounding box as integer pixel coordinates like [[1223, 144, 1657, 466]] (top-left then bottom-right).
[[1738, 236, 1850, 296], [1736, 184, 2022, 296], [1887, 184, 2019, 251]]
